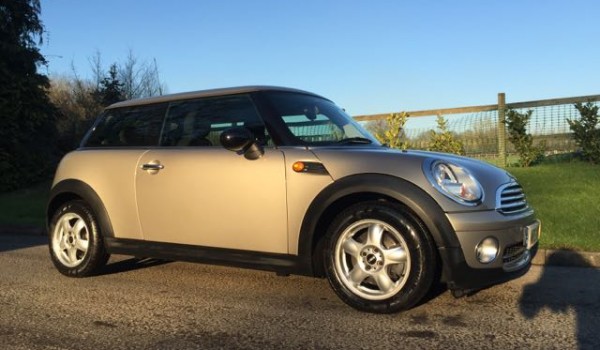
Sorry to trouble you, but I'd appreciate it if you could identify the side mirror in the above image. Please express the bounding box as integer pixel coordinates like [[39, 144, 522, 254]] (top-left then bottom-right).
[[220, 127, 264, 160]]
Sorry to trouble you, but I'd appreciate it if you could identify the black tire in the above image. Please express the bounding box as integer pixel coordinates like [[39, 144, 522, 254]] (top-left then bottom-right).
[[48, 200, 110, 277], [323, 200, 436, 313]]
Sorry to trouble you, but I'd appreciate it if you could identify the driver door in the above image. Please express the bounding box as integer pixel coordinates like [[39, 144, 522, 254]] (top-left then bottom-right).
[[135, 147, 287, 253], [134, 94, 288, 253]]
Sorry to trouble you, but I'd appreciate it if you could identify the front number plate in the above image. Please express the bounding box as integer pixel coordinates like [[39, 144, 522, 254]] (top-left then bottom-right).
[[524, 220, 541, 249]]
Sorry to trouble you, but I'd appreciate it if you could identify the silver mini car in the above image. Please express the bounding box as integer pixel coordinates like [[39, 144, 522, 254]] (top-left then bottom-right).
[[47, 86, 540, 313]]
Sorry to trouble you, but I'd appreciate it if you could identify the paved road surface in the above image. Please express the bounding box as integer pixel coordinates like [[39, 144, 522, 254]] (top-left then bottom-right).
[[1, 234, 599, 349]]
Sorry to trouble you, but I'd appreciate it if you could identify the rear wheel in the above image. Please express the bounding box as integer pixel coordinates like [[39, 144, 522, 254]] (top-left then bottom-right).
[[49, 200, 109, 277], [324, 201, 436, 313]]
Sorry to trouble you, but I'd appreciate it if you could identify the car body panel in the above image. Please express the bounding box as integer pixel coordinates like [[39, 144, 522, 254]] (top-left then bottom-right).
[[279, 147, 334, 254], [310, 147, 512, 212], [135, 147, 288, 253], [52, 150, 147, 240], [448, 210, 537, 269]]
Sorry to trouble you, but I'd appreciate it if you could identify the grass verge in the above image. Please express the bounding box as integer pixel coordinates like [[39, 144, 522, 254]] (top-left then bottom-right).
[[0, 181, 50, 227], [508, 161, 600, 252]]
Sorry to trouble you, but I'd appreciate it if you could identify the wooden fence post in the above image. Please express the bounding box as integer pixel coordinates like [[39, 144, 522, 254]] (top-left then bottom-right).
[[497, 93, 507, 167]]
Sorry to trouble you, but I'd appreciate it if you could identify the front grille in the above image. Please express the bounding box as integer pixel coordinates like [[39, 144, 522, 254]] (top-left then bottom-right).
[[503, 243, 526, 264], [496, 181, 529, 215]]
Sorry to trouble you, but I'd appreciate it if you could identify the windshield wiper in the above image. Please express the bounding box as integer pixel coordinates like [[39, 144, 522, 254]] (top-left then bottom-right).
[[336, 137, 373, 145]]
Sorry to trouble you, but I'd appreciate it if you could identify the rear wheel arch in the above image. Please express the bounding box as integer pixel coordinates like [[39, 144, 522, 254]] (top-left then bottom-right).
[[47, 179, 114, 238], [298, 174, 457, 276]]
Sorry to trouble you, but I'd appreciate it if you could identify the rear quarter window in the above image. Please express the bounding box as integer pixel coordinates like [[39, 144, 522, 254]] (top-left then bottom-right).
[[83, 104, 167, 147]]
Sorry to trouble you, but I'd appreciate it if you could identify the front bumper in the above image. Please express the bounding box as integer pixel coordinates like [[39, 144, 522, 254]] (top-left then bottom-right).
[[440, 209, 539, 290]]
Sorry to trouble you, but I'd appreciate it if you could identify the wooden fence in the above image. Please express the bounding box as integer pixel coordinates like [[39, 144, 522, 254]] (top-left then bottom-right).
[[353, 93, 600, 166]]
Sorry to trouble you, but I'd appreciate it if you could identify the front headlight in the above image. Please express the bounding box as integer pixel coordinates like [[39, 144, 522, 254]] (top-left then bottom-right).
[[428, 161, 483, 205]]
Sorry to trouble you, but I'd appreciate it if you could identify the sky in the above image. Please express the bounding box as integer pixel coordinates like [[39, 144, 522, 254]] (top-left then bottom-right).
[[39, 0, 600, 116]]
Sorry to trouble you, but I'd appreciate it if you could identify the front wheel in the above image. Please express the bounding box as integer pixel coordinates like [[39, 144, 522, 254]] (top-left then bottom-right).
[[49, 200, 110, 277], [324, 201, 436, 313]]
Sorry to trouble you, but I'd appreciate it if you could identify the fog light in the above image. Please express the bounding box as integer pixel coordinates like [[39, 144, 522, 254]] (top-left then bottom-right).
[[476, 237, 499, 264]]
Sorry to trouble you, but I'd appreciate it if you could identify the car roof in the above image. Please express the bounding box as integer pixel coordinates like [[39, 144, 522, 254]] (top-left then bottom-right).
[[106, 86, 324, 109]]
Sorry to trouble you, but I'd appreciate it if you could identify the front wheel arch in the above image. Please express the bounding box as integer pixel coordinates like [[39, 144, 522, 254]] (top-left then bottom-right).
[[298, 174, 457, 277]]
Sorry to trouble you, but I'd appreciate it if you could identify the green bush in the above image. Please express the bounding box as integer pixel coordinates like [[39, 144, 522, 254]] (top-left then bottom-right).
[[373, 112, 411, 150], [428, 115, 465, 155], [568, 102, 600, 163], [504, 109, 545, 167]]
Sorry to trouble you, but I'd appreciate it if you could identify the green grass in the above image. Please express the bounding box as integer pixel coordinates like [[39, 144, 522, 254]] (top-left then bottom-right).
[[0, 181, 50, 227], [508, 161, 600, 252]]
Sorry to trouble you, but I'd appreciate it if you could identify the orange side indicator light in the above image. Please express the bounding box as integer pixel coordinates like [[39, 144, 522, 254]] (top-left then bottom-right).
[[292, 161, 305, 172]]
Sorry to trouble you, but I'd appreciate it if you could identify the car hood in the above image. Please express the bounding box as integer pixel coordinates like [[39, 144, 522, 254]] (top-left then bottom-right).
[[309, 146, 513, 212]]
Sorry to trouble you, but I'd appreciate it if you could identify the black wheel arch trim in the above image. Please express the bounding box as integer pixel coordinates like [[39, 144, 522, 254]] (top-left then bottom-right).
[[47, 179, 114, 238], [297, 173, 461, 276]]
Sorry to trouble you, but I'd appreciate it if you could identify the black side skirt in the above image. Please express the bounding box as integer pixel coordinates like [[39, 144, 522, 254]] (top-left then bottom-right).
[[104, 238, 312, 276]]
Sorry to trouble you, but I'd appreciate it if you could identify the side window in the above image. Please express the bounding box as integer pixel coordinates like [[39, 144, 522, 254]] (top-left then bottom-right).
[[84, 104, 167, 147], [161, 94, 269, 147]]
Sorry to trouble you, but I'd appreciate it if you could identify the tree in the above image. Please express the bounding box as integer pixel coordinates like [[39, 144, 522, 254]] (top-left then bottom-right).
[[90, 49, 166, 102], [504, 109, 545, 167], [568, 102, 600, 163], [118, 50, 165, 99], [94, 63, 125, 106], [372, 112, 411, 150], [0, 0, 58, 191], [48, 50, 167, 155], [49, 75, 101, 153], [429, 115, 465, 155]]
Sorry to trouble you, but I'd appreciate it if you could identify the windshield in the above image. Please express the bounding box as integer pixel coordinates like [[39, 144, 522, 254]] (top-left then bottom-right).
[[263, 91, 380, 146]]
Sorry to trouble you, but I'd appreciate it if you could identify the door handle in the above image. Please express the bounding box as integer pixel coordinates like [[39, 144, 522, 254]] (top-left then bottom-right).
[[141, 163, 165, 171]]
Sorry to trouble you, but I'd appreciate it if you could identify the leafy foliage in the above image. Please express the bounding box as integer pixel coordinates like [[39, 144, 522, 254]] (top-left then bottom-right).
[[49, 76, 102, 153], [0, 0, 58, 191], [89, 50, 166, 102], [568, 102, 600, 163], [504, 109, 545, 167], [93, 64, 125, 107], [373, 112, 411, 150], [428, 115, 465, 155], [50, 51, 164, 155]]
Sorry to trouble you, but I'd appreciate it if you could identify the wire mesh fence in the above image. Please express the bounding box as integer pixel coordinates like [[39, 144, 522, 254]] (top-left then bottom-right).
[[355, 93, 600, 166], [508, 103, 584, 155]]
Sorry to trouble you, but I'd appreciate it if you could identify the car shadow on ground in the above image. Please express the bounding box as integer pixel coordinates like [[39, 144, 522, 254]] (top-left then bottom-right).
[[519, 251, 600, 349], [99, 257, 172, 275], [0, 232, 47, 253], [418, 280, 448, 306]]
